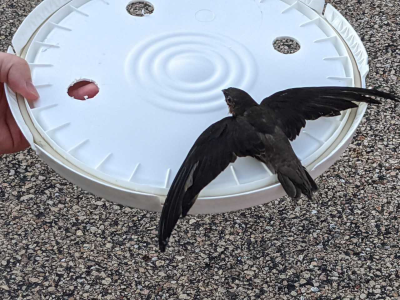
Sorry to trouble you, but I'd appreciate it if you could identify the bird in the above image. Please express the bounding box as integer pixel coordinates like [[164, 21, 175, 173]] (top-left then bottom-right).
[[158, 86, 398, 252]]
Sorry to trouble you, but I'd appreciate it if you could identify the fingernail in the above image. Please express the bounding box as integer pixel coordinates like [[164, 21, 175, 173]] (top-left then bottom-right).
[[26, 81, 39, 99]]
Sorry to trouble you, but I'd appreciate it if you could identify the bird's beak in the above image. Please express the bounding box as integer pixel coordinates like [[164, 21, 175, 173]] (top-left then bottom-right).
[[222, 89, 228, 96]]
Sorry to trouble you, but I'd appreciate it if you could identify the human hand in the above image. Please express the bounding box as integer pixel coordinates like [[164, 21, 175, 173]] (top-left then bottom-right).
[[0, 53, 39, 155], [0, 52, 98, 155]]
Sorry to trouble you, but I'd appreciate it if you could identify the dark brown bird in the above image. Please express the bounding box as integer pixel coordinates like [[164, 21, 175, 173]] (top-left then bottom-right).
[[158, 86, 398, 252]]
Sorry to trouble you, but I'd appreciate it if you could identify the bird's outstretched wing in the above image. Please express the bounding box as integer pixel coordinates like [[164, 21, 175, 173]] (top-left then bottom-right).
[[159, 117, 264, 252], [261, 87, 399, 141]]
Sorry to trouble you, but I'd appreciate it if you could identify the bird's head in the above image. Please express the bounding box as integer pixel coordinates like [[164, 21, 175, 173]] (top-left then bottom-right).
[[222, 88, 258, 117]]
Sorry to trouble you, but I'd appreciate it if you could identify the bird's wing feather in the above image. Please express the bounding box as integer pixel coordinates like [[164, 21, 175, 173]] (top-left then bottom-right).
[[159, 117, 264, 251], [261, 87, 398, 140]]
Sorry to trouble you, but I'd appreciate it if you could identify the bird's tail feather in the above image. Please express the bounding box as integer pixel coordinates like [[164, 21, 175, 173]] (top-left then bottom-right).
[[304, 86, 399, 103], [277, 166, 318, 200]]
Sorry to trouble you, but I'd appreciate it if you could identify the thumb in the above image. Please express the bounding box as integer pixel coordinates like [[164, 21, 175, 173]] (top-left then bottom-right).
[[0, 53, 39, 102]]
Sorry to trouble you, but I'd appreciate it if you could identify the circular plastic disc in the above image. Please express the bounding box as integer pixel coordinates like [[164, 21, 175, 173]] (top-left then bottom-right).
[[11, 0, 366, 211]]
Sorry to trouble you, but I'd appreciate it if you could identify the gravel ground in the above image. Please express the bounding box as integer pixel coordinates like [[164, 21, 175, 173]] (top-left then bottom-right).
[[1, 1, 399, 299]]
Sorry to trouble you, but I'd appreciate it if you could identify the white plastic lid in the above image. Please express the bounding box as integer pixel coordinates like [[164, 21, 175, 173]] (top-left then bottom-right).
[[7, 0, 370, 213]]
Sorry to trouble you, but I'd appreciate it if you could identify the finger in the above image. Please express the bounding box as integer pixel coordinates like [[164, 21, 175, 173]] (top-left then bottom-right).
[[0, 53, 39, 102], [68, 82, 99, 100]]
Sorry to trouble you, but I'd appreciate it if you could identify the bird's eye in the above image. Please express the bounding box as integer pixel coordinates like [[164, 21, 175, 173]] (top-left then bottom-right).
[[227, 97, 233, 104]]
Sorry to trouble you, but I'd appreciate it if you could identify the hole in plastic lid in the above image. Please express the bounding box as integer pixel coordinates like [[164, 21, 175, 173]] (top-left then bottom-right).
[[273, 37, 301, 54], [68, 80, 99, 101], [126, 1, 154, 17]]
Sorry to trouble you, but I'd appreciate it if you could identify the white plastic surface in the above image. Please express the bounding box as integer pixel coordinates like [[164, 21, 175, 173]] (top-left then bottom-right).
[[324, 4, 369, 85], [290, 0, 325, 14], [7, 0, 371, 213], [12, 0, 71, 56]]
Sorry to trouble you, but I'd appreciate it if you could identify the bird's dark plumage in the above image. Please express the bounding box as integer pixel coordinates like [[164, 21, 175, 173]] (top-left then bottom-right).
[[260, 87, 397, 140], [159, 86, 398, 252]]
